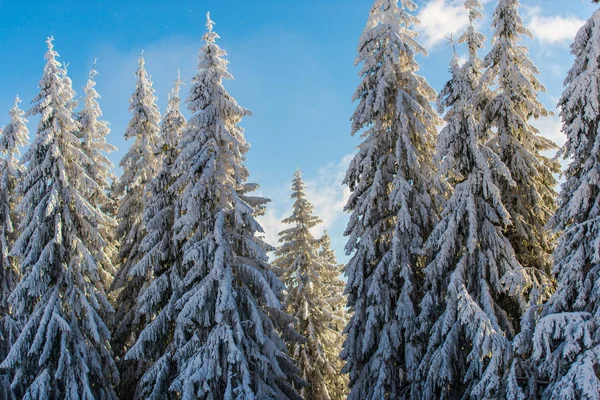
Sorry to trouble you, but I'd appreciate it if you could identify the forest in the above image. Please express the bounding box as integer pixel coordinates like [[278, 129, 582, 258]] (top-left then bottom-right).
[[0, 0, 599, 399]]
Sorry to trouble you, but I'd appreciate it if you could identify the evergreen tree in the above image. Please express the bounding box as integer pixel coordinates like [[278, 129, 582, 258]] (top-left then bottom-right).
[[274, 171, 345, 400], [0, 37, 118, 400], [480, 2, 560, 395], [527, 8, 600, 399], [78, 62, 118, 290], [125, 72, 186, 400], [418, 2, 533, 398], [111, 53, 162, 398], [169, 13, 301, 399], [341, 0, 440, 398], [318, 232, 348, 400], [0, 96, 29, 399], [481, 0, 559, 277]]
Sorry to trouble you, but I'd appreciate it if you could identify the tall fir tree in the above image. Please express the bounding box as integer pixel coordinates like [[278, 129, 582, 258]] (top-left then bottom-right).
[[318, 232, 348, 400], [481, 0, 559, 277], [0, 37, 118, 400], [341, 0, 440, 398], [125, 72, 187, 400], [169, 14, 301, 399], [480, 2, 560, 395], [78, 62, 118, 290], [111, 53, 162, 399], [418, 2, 533, 398], [526, 8, 600, 399], [274, 171, 346, 400], [0, 96, 29, 399]]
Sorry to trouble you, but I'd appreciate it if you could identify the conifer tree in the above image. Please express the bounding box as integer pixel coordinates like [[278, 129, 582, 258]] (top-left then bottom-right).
[[169, 14, 301, 399], [78, 62, 118, 290], [125, 72, 186, 400], [0, 37, 118, 400], [318, 232, 348, 400], [111, 53, 162, 398], [418, 2, 533, 398], [481, 0, 559, 277], [0, 96, 29, 398], [341, 1, 440, 398], [527, 8, 600, 399], [274, 171, 345, 400]]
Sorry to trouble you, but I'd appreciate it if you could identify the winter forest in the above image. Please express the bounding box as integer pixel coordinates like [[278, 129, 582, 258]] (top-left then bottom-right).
[[0, 0, 599, 399]]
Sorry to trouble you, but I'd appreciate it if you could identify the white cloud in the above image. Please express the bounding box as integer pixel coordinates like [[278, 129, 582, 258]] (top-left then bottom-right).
[[416, 0, 470, 49], [536, 113, 565, 148], [526, 7, 585, 44], [257, 155, 352, 252]]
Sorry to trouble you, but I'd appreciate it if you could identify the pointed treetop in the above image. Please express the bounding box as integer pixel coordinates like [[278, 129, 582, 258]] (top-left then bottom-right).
[[203, 11, 218, 44], [43, 36, 59, 64], [138, 52, 145, 68], [89, 58, 98, 79], [291, 169, 308, 198], [46, 36, 54, 50], [172, 69, 183, 99], [458, 0, 485, 60], [166, 70, 185, 109], [465, 0, 483, 23], [206, 11, 214, 32], [9, 95, 24, 125], [0, 95, 29, 157], [11, 95, 21, 110]]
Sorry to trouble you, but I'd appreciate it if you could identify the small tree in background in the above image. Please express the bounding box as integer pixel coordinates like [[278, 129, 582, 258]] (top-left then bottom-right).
[[274, 171, 346, 400], [318, 232, 348, 400]]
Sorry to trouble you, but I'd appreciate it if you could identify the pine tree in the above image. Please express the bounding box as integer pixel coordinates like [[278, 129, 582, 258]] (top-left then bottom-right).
[[111, 53, 162, 398], [527, 8, 600, 399], [0, 37, 118, 400], [274, 171, 345, 400], [341, 0, 440, 398], [481, 0, 559, 277], [418, 2, 535, 398], [125, 72, 186, 400], [0, 96, 29, 399], [78, 62, 118, 290], [169, 13, 301, 399], [318, 232, 348, 400]]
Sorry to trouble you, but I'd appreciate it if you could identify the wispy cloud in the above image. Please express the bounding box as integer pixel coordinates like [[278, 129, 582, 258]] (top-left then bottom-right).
[[416, 0, 470, 49], [526, 7, 585, 44]]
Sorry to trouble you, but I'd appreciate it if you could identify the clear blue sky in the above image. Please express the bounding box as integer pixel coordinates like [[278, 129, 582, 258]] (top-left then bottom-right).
[[0, 0, 596, 260]]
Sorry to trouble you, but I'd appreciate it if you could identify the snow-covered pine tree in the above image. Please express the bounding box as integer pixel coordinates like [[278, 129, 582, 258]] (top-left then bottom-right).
[[274, 170, 345, 400], [111, 53, 162, 399], [0, 96, 29, 399], [341, 0, 440, 398], [0, 37, 118, 399], [418, 2, 533, 398], [317, 232, 348, 400], [169, 13, 301, 399], [125, 72, 187, 400], [527, 8, 600, 399], [481, 0, 559, 277], [78, 62, 118, 290]]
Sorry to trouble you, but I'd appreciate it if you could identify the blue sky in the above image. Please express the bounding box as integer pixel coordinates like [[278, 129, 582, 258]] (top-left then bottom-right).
[[0, 0, 596, 261]]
